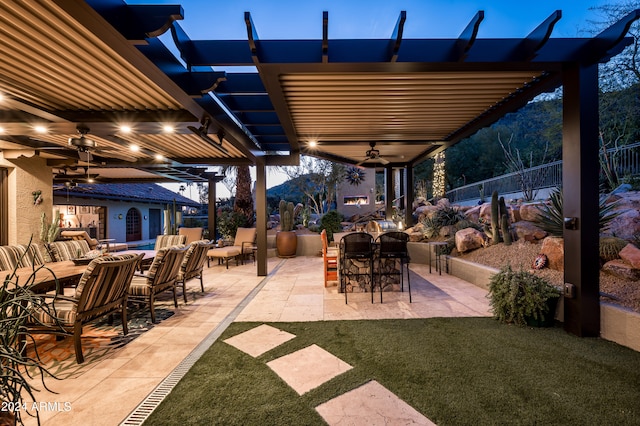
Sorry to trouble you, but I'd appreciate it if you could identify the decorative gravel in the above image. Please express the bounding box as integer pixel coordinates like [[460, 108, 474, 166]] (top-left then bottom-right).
[[456, 239, 640, 314]]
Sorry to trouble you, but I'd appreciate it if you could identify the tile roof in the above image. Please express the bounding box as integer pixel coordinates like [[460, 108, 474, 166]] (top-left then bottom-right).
[[53, 183, 200, 206]]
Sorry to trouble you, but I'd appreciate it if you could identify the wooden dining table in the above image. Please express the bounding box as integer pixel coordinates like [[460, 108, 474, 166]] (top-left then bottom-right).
[[1, 261, 86, 294]]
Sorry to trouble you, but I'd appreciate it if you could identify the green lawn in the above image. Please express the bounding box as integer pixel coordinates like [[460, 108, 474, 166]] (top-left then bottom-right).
[[146, 318, 640, 425]]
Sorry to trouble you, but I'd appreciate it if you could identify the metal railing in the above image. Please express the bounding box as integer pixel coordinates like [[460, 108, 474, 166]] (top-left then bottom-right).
[[445, 142, 640, 203]]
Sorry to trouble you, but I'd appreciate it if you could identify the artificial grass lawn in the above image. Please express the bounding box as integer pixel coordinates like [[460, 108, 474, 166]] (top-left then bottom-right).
[[146, 318, 640, 425]]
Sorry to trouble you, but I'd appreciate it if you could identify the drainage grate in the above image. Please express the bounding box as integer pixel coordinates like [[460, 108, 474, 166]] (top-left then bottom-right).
[[120, 260, 286, 425]]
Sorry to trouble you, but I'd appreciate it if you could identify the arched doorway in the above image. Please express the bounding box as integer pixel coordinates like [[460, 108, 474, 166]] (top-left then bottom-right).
[[126, 208, 142, 242]]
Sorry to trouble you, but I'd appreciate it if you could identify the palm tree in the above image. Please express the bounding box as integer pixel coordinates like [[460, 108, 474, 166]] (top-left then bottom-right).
[[220, 165, 254, 227]]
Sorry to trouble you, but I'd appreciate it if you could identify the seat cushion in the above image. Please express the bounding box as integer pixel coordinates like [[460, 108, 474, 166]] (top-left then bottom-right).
[[208, 247, 241, 258], [30, 299, 76, 326], [0, 244, 45, 270], [129, 275, 152, 296], [49, 240, 91, 262]]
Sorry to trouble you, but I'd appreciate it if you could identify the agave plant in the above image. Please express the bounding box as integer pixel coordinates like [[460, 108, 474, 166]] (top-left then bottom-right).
[[1, 239, 60, 425], [534, 187, 621, 237]]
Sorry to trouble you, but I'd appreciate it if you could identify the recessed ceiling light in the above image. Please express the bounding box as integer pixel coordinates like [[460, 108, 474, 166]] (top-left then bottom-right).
[[120, 125, 132, 133], [154, 154, 164, 160], [308, 140, 317, 147], [0, 127, 4, 134], [34, 125, 47, 133], [130, 144, 140, 152], [163, 125, 174, 133]]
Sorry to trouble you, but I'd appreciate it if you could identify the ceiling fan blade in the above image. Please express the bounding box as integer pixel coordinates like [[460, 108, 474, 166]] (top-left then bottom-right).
[[379, 157, 390, 165]]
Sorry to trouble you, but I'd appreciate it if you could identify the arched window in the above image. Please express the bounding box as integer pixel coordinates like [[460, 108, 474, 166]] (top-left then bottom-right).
[[125, 208, 142, 242]]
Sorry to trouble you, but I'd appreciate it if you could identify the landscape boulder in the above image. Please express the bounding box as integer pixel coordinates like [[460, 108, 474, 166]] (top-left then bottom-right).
[[464, 205, 481, 223], [540, 236, 564, 271], [619, 243, 640, 269], [455, 228, 485, 253], [511, 221, 547, 242], [602, 259, 640, 281], [519, 203, 544, 222]]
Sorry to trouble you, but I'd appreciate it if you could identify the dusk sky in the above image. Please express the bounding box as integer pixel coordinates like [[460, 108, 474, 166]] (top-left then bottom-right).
[[143, 0, 625, 200]]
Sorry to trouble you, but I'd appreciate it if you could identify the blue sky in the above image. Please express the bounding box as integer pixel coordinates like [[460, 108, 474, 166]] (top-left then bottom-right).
[[131, 0, 615, 39], [142, 0, 622, 199]]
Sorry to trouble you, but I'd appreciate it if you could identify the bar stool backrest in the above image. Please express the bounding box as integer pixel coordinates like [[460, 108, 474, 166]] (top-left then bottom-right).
[[341, 232, 374, 259]]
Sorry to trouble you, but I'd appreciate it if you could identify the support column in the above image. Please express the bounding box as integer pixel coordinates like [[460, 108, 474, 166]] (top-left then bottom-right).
[[384, 165, 394, 219], [207, 177, 216, 240], [562, 63, 600, 337], [255, 160, 268, 276], [404, 165, 414, 227]]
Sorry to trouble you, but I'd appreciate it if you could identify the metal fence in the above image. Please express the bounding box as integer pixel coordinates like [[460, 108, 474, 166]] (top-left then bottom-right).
[[445, 142, 640, 203]]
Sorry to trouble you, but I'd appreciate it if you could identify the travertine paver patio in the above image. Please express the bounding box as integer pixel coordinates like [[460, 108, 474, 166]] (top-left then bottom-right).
[[24, 255, 490, 425]]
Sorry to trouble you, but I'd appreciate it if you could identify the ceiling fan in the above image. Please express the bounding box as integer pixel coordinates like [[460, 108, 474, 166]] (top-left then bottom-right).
[[356, 141, 390, 166], [53, 165, 100, 184], [67, 126, 137, 162]]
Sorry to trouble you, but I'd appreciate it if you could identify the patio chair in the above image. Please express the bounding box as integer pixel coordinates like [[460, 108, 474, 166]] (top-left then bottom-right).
[[154, 234, 187, 250], [26, 253, 143, 364], [61, 230, 99, 250], [178, 227, 203, 244], [0, 244, 46, 270], [175, 240, 214, 303], [128, 246, 187, 323], [376, 232, 411, 303], [207, 227, 256, 268], [48, 239, 92, 262], [321, 229, 338, 287], [339, 232, 375, 304]]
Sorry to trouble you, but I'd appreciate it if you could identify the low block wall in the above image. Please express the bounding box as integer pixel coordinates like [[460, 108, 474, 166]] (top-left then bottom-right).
[[267, 234, 322, 257], [407, 242, 639, 353]]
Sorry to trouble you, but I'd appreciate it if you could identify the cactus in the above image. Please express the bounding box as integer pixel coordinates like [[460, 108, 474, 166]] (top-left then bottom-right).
[[499, 196, 511, 245], [483, 191, 501, 245], [501, 214, 512, 245], [40, 210, 61, 243], [279, 200, 295, 231], [599, 236, 627, 263]]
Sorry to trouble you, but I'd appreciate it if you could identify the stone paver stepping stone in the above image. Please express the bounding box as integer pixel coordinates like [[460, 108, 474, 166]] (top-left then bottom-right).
[[315, 380, 435, 426], [267, 344, 352, 395], [223, 324, 296, 357]]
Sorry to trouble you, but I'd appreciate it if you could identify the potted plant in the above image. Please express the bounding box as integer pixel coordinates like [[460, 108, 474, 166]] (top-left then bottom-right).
[[276, 200, 297, 258], [488, 265, 561, 327], [1, 241, 59, 425]]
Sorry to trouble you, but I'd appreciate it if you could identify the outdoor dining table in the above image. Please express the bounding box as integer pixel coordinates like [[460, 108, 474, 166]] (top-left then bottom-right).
[[0, 261, 86, 294]]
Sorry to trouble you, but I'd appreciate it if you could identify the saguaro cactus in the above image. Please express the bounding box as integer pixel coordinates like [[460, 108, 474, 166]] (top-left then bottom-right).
[[483, 191, 501, 245], [279, 200, 295, 232]]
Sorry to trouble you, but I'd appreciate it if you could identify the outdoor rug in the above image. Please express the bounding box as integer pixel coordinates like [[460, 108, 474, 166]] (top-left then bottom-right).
[[26, 301, 175, 380]]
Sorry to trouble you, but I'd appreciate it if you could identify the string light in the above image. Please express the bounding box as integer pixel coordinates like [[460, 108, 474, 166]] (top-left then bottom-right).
[[432, 152, 446, 198]]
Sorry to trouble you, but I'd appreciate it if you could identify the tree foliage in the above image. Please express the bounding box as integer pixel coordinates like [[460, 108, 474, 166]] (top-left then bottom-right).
[[279, 156, 345, 215]]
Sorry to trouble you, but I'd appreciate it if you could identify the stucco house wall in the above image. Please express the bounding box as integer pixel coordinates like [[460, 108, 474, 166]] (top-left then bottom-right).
[[1, 155, 53, 245]]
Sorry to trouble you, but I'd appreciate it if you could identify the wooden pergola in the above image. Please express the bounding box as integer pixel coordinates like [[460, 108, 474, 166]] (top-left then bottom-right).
[[0, 0, 638, 336]]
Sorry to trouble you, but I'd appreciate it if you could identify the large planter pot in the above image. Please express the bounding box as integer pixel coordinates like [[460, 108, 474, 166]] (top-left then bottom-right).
[[276, 231, 297, 258]]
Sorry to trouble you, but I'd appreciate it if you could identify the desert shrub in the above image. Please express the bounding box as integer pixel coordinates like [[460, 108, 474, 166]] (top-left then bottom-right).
[[319, 210, 344, 242], [488, 265, 561, 326], [420, 216, 440, 239], [433, 206, 466, 227], [534, 187, 621, 236]]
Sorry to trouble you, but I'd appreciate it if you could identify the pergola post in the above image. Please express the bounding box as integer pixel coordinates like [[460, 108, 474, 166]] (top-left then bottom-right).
[[385, 165, 394, 220], [562, 63, 600, 337], [404, 165, 414, 227], [255, 160, 268, 276], [207, 177, 216, 240]]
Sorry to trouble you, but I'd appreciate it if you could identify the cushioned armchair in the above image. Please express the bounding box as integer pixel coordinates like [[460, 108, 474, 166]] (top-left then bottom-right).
[[178, 227, 203, 244], [60, 230, 99, 250], [207, 227, 256, 268], [47, 239, 92, 262], [26, 253, 142, 364], [0, 244, 46, 270], [128, 246, 187, 323], [176, 240, 214, 302], [154, 234, 187, 250]]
